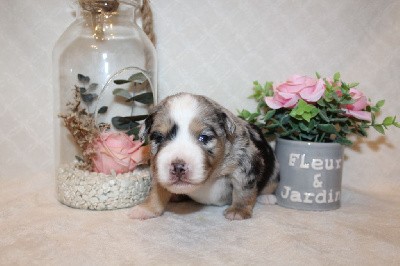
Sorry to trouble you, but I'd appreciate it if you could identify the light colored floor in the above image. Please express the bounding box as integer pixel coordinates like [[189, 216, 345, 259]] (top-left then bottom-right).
[[1, 174, 400, 265]]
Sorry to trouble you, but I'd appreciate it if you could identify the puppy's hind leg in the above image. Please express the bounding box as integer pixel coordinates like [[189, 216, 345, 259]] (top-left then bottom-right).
[[257, 161, 279, 205], [257, 181, 278, 205]]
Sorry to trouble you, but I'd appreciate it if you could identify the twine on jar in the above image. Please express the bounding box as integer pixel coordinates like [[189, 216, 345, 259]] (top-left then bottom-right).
[[140, 0, 156, 46]]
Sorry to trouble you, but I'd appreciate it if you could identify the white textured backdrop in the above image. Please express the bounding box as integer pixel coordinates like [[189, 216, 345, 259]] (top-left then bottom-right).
[[0, 1, 399, 193], [1, 1, 400, 265]]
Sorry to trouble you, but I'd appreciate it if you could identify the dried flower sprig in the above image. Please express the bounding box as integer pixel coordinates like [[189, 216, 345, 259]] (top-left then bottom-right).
[[59, 85, 100, 169]]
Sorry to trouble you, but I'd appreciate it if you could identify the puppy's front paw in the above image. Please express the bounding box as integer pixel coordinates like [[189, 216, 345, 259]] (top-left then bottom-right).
[[257, 194, 277, 205], [224, 206, 252, 220], [128, 205, 161, 220]]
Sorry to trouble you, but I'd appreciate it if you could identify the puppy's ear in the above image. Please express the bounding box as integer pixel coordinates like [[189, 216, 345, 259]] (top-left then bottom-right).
[[218, 112, 236, 136], [139, 113, 154, 142]]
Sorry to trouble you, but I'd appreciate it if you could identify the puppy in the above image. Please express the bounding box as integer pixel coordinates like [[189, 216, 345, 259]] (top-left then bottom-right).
[[129, 93, 279, 220]]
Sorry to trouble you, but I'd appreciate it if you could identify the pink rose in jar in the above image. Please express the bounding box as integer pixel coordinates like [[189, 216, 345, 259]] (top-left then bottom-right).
[[341, 88, 371, 121], [265, 75, 325, 109], [91, 132, 150, 175]]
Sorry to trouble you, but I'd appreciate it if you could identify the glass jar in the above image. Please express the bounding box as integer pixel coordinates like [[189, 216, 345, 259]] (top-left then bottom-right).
[[53, 0, 155, 210]]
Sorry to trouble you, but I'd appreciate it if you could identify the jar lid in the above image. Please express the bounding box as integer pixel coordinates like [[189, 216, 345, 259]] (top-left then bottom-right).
[[78, 0, 120, 13]]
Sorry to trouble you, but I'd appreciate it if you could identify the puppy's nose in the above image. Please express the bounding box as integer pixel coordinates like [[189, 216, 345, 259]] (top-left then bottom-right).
[[170, 161, 188, 178]]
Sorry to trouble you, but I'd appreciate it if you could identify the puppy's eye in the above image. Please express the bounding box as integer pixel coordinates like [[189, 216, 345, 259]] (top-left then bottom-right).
[[150, 132, 164, 144], [198, 134, 213, 144]]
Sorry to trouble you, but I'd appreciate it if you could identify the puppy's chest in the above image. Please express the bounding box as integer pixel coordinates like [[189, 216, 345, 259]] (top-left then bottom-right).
[[186, 177, 232, 206]]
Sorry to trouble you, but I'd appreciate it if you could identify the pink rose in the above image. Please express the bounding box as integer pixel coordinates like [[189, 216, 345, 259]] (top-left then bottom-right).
[[91, 132, 149, 174], [341, 88, 371, 121], [265, 75, 325, 109]]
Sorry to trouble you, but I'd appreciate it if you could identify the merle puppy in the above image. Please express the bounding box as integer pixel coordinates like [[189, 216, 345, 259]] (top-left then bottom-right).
[[129, 92, 279, 220]]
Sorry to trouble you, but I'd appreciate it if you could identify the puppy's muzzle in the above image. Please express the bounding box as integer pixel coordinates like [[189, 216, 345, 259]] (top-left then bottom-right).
[[169, 159, 189, 181]]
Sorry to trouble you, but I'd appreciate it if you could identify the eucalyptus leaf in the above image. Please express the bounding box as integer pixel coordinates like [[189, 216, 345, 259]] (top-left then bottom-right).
[[78, 74, 90, 84], [98, 106, 108, 114], [112, 116, 140, 130], [128, 72, 148, 83], [88, 83, 98, 90], [127, 92, 154, 104], [114, 79, 132, 85], [81, 93, 97, 103], [113, 88, 131, 99]]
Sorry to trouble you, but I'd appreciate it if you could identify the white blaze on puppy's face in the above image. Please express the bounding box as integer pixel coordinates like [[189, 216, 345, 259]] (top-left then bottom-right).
[[155, 94, 206, 194]]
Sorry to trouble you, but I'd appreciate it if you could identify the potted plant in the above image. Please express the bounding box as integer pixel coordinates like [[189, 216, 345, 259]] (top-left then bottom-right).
[[239, 73, 399, 211]]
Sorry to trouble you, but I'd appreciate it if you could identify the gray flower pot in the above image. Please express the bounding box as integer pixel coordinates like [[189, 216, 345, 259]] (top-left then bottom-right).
[[275, 138, 344, 211]]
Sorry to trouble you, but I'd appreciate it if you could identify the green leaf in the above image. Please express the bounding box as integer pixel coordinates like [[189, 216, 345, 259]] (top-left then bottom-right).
[[290, 99, 319, 122], [318, 124, 337, 134], [319, 109, 330, 122], [340, 98, 356, 105], [333, 72, 341, 82], [113, 88, 131, 99], [239, 109, 251, 120], [316, 72, 321, 79], [358, 126, 368, 137], [373, 125, 385, 134], [128, 72, 148, 83], [335, 136, 353, 146], [348, 82, 359, 88], [127, 92, 154, 104], [382, 116, 395, 126], [330, 117, 348, 122], [299, 133, 314, 141], [375, 100, 385, 108], [299, 122, 310, 132], [317, 98, 326, 107], [114, 79, 132, 85], [370, 106, 379, 113], [394, 122, 400, 128], [302, 113, 312, 122], [264, 110, 276, 121], [238, 109, 251, 119], [280, 114, 291, 125], [97, 106, 108, 114]]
